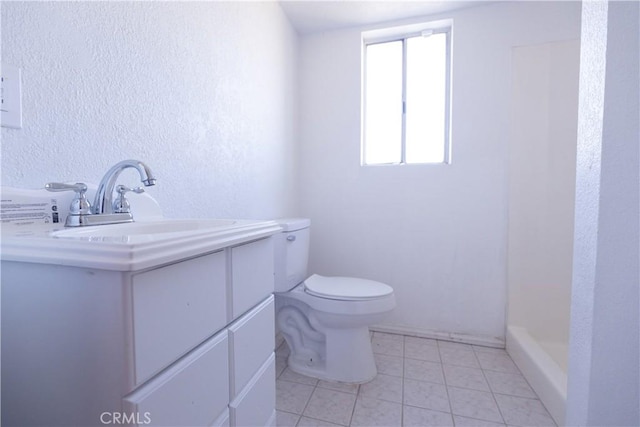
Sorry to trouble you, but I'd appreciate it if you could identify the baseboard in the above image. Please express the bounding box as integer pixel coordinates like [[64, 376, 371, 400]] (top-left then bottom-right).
[[370, 324, 505, 349], [276, 324, 505, 349]]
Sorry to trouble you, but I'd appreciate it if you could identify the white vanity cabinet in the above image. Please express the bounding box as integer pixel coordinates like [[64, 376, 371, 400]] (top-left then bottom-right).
[[123, 330, 230, 427], [1, 229, 278, 427], [130, 251, 228, 386], [228, 297, 276, 426]]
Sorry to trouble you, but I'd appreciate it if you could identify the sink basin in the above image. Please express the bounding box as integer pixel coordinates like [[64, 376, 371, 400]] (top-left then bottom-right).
[[2, 218, 281, 271], [0, 186, 281, 271], [51, 219, 237, 239]]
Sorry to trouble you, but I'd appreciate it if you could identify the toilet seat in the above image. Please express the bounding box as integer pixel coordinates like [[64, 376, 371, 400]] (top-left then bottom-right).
[[303, 274, 393, 301]]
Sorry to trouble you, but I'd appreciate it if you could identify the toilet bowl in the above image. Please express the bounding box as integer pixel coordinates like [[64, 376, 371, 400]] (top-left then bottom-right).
[[274, 219, 395, 383]]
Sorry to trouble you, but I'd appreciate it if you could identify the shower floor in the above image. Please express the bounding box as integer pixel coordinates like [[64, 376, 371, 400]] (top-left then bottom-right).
[[275, 331, 556, 427]]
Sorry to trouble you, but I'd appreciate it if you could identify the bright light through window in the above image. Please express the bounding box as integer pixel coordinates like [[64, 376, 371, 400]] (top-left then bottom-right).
[[364, 41, 403, 165], [363, 27, 451, 165]]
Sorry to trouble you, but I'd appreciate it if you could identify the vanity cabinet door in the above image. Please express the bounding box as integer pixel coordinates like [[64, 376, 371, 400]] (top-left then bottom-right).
[[131, 251, 227, 385], [123, 331, 229, 427], [230, 237, 274, 319], [211, 409, 230, 427], [229, 354, 276, 427], [228, 296, 275, 397], [231, 237, 275, 319]]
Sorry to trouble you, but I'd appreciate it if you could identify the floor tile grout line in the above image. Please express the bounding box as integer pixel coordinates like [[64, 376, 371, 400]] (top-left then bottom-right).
[[430, 341, 512, 426], [438, 345, 456, 424], [476, 348, 558, 423], [443, 367, 456, 427], [347, 385, 358, 427], [404, 336, 460, 426], [344, 379, 361, 427], [298, 380, 318, 425], [478, 356, 508, 426], [277, 332, 555, 427], [400, 336, 407, 427]]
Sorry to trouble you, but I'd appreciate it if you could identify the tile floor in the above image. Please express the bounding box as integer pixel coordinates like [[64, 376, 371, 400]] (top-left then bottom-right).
[[275, 332, 556, 427]]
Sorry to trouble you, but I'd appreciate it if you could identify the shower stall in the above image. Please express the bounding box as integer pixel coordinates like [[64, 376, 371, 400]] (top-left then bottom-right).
[[507, 39, 580, 426]]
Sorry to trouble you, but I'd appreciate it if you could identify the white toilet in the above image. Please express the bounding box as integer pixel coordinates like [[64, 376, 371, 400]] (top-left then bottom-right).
[[274, 218, 395, 384]]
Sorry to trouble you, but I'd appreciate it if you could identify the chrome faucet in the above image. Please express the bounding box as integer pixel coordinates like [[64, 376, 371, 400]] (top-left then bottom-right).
[[45, 160, 157, 227], [93, 160, 156, 215]]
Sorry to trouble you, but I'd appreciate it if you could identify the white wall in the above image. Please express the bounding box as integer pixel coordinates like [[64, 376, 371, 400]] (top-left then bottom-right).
[[297, 1, 581, 344], [566, 1, 640, 425], [1, 1, 298, 220], [508, 39, 580, 370]]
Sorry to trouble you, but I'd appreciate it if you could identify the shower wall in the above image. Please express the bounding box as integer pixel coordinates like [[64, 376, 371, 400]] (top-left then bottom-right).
[[507, 39, 580, 423]]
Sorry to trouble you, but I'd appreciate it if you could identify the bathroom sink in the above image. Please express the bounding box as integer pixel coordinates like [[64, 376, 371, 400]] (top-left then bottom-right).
[[2, 218, 281, 271], [51, 219, 238, 239], [0, 185, 280, 271]]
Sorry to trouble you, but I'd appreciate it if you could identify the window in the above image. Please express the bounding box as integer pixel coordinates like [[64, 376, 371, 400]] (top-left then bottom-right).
[[362, 24, 451, 165]]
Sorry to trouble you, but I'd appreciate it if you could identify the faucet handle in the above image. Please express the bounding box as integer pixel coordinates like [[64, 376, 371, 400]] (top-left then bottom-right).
[[45, 182, 92, 215], [116, 185, 145, 195], [113, 185, 144, 214], [45, 182, 92, 227], [45, 182, 87, 193]]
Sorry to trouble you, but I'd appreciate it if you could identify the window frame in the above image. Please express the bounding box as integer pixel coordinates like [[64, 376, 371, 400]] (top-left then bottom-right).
[[361, 24, 452, 166]]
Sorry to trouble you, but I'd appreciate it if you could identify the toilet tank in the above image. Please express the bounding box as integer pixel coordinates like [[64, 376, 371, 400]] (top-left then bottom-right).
[[274, 218, 310, 292]]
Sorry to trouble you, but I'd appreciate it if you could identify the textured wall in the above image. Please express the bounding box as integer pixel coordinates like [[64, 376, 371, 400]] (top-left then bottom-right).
[[567, 0, 640, 424], [297, 1, 581, 343], [1, 1, 298, 220]]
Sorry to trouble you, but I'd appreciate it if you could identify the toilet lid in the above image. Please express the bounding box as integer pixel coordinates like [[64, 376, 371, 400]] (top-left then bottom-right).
[[303, 274, 393, 300]]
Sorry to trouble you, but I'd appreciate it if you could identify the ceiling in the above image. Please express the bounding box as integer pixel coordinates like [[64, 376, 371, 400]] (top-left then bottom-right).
[[279, 0, 494, 35]]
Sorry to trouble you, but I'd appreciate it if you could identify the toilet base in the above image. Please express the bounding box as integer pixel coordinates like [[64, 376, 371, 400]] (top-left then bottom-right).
[[286, 326, 377, 384]]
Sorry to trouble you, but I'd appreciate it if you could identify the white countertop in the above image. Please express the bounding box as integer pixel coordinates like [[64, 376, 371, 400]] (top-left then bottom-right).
[[1, 219, 281, 271]]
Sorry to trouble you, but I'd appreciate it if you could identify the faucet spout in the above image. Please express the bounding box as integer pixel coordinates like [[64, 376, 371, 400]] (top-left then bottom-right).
[[93, 160, 156, 215]]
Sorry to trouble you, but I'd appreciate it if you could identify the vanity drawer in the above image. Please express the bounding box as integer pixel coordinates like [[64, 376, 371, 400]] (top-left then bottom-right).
[[132, 251, 227, 385], [123, 331, 229, 427], [231, 237, 274, 320], [212, 409, 230, 427], [228, 296, 275, 397], [229, 354, 276, 427]]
